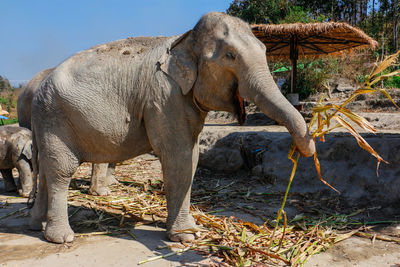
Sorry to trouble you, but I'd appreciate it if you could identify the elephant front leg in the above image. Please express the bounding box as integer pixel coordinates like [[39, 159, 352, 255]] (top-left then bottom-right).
[[162, 143, 200, 242], [1, 169, 17, 192]]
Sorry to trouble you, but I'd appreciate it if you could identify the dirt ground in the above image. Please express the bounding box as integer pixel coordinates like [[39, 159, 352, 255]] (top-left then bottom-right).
[[1, 86, 400, 266], [1, 133, 400, 266]]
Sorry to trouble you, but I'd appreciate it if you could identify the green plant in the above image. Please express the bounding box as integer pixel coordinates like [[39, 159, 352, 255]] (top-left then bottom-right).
[[384, 73, 400, 88], [280, 58, 338, 100], [279, 5, 327, 24], [1, 118, 18, 125]]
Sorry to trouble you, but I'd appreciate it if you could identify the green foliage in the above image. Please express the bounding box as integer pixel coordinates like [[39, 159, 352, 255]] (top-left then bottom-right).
[[226, 0, 290, 24], [280, 58, 338, 100], [1, 118, 18, 125], [279, 6, 327, 24], [227, 0, 326, 25], [384, 74, 400, 88]]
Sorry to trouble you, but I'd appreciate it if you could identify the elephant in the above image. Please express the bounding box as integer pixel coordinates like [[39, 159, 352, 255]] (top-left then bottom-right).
[[29, 12, 315, 244], [0, 125, 33, 197], [17, 69, 117, 196]]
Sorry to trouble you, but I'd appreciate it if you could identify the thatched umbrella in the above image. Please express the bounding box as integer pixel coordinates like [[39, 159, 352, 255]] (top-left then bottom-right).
[[251, 22, 378, 104]]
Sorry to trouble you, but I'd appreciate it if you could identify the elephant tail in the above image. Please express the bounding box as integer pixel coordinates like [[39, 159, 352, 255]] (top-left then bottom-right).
[[27, 124, 39, 209]]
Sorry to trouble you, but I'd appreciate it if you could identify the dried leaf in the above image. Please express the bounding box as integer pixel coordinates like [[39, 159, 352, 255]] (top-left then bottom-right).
[[333, 105, 376, 133], [370, 50, 400, 77], [313, 151, 340, 194], [378, 89, 400, 109]]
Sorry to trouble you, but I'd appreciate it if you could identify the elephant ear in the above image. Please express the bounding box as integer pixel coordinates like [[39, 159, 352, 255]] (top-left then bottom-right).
[[159, 30, 197, 95], [22, 141, 32, 160], [12, 133, 32, 160]]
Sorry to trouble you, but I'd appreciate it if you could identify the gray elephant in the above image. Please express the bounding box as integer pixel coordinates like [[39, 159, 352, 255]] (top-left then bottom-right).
[[0, 125, 33, 197], [17, 69, 117, 196], [29, 12, 315, 244]]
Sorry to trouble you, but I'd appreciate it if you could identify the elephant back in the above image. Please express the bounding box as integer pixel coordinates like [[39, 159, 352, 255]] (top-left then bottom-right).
[[90, 36, 168, 59], [17, 68, 54, 130]]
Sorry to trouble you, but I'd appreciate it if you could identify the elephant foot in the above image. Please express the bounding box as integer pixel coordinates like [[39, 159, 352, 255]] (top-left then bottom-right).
[[168, 231, 198, 242], [167, 215, 200, 242], [44, 223, 74, 243], [105, 174, 118, 186], [89, 185, 111, 196], [18, 189, 31, 198], [29, 217, 46, 231]]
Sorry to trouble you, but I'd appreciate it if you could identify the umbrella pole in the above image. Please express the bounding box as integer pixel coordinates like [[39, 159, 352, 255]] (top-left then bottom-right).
[[290, 57, 297, 94], [290, 35, 298, 94], [288, 35, 301, 110]]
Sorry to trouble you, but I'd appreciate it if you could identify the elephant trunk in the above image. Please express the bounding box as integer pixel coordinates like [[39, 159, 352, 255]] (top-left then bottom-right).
[[240, 67, 315, 157]]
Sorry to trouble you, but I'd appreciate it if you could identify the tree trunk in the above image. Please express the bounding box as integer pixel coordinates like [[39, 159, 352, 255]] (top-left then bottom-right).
[[372, 0, 375, 25], [352, 0, 357, 25], [394, 0, 399, 51]]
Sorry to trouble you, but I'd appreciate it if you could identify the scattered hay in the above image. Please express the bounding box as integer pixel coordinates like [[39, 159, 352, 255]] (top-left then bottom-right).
[[67, 178, 355, 266]]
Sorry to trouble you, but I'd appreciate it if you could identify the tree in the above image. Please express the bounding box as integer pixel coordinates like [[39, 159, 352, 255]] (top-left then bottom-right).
[[226, 0, 291, 24], [226, 0, 399, 53], [393, 0, 399, 51], [0, 76, 12, 92]]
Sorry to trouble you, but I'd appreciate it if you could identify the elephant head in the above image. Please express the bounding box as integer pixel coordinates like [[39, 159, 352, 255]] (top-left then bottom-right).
[[162, 12, 315, 157]]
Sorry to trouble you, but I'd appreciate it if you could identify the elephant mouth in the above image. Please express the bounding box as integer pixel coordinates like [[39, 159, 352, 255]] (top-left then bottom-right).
[[234, 87, 246, 125]]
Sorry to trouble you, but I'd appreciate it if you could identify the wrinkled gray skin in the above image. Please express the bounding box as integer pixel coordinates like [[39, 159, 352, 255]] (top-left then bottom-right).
[[30, 12, 315, 244], [17, 69, 117, 196], [0, 125, 33, 197]]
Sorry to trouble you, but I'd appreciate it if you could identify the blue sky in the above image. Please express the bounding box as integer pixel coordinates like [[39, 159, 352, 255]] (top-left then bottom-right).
[[0, 0, 232, 86]]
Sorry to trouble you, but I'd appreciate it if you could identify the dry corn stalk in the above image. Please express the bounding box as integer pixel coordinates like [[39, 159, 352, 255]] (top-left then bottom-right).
[[309, 50, 400, 186], [281, 50, 400, 197]]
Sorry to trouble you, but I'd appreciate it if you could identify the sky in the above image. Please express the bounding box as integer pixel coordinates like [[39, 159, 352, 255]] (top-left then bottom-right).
[[0, 0, 232, 86]]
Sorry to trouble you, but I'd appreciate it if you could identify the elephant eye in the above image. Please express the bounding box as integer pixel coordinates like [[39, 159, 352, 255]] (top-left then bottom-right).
[[226, 51, 236, 60]]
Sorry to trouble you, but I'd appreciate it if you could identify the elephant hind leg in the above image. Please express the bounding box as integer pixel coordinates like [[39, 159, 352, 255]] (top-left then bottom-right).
[[105, 163, 118, 186], [89, 163, 112, 196], [1, 169, 17, 192], [29, 171, 48, 231], [38, 139, 80, 244]]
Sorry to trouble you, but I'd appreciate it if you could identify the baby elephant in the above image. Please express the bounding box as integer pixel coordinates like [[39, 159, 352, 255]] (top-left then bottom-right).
[[0, 125, 32, 197]]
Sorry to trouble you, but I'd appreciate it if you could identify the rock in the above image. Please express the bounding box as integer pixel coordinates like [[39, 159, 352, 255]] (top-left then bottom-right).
[[251, 164, 263, 176], [332, 78, 355, 93], [199, 148, 243, 172]]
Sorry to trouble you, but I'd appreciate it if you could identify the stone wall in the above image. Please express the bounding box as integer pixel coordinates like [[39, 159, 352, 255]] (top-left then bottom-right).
[[199, 127, 400, 204]]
